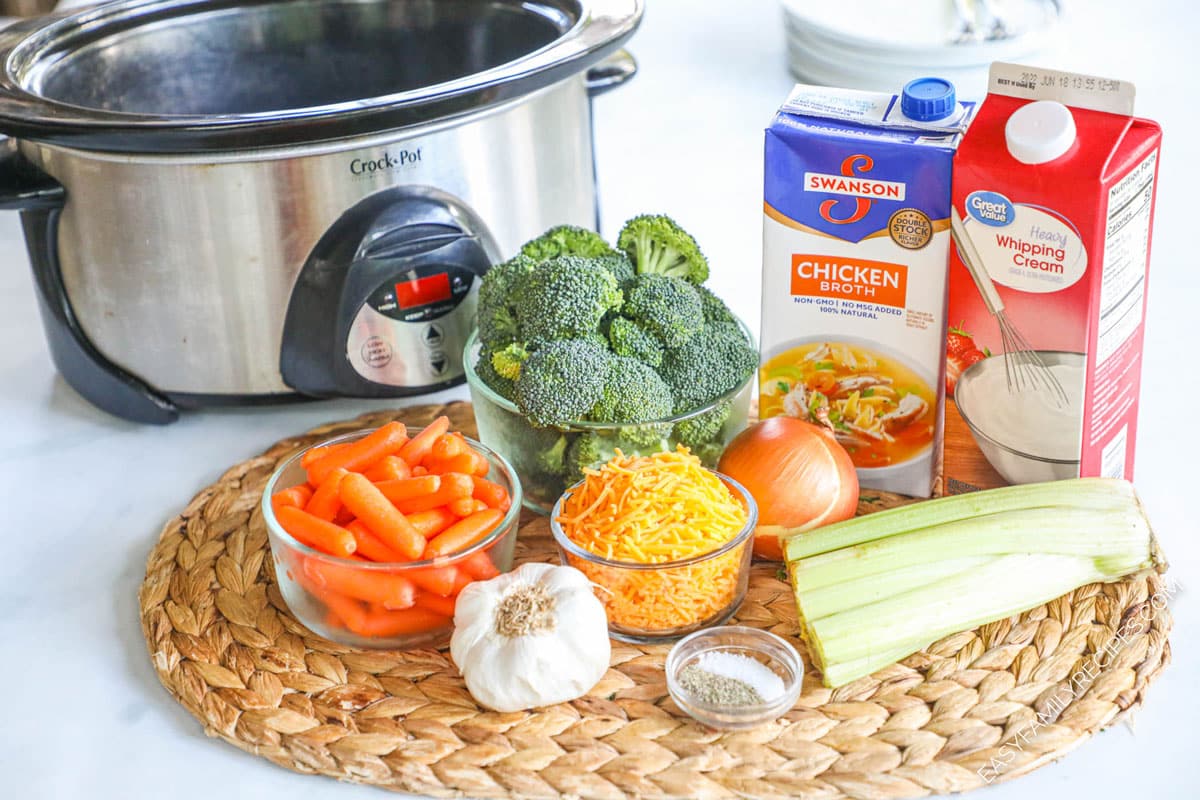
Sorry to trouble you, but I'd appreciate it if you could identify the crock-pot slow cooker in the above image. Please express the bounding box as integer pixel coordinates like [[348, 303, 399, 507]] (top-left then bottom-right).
[[0, 0, 642, 423]]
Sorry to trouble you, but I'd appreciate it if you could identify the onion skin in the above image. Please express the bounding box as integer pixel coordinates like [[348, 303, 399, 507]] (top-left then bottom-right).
[[718, 417, 859, 560]]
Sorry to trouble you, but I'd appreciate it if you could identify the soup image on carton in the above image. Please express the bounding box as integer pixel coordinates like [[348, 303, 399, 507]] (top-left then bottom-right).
[[945, 63, 1161, 492], [761, 79, 974, 497]]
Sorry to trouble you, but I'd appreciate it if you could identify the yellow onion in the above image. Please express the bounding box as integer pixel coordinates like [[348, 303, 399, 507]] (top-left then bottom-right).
[[718, 417, 859, 559]]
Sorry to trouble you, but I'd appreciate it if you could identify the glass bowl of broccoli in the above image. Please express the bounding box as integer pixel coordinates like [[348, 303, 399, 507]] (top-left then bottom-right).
[[463, 218, 760, 514], [464, 323, 756, 515]]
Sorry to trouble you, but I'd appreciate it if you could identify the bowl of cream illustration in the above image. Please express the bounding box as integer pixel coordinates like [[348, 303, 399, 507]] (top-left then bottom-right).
[[954, 351, 1084, 484]]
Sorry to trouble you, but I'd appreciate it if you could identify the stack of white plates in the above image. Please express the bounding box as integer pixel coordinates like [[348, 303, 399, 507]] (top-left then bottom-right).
[[782, 0, 1062, 98]]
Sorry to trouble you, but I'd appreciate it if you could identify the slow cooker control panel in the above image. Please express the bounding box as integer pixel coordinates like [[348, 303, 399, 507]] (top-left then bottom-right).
[[281, 185, 499, 399], [345, 265, 477, 385]]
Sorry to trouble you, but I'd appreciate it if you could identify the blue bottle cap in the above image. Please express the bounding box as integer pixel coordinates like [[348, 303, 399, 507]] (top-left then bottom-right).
[[901, 77, 957, 122]]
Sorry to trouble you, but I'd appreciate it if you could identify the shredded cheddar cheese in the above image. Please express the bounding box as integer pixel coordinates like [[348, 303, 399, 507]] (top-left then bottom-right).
[[556, 448, 750, 632]]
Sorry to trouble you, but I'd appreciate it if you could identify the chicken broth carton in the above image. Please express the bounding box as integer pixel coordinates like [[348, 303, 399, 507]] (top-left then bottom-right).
[[761, 80, 973, 497], [945, 63, 1161, 493]]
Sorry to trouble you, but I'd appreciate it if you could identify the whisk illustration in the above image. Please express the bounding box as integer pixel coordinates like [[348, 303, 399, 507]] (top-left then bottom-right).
[[950, 211, 1070, 408]]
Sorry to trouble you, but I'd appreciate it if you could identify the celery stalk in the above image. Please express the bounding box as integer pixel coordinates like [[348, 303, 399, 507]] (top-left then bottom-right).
[[784, 478, 1135, 562], [798, 556, 989, 621], [785, 478, 1160, 688], [792, 505, 1149, 593], [809, 553, 1146, 663]]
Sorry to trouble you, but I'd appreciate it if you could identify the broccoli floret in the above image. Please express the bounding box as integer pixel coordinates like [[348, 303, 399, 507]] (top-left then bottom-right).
[[622, 274, 704, 348], [591, 356, 674, 427], [515, 256, 623, 342], [673, 400, 732, 447], [696, 284, 738, 325], [478, 305, 519, 349], [659, 323, 758, 412], [520, 225, 617, 262], [565, 432, 670, 485], [617, 214, 709, 284], [478, 255, 538, 347], [534, 431, 570, 476], [474, 347, 518, 402], [565, 434, 618, 485], [514, 338, 612, 426], [607, 316, 665, 368], [691, 440, 726, 468], [594, 253, 636, 285], [490, 342, 530, 381]]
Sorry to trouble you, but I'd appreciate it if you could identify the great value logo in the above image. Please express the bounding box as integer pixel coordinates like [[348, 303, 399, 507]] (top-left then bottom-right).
[[805, 155, 907, 225], [965, 190, 1015, 226]]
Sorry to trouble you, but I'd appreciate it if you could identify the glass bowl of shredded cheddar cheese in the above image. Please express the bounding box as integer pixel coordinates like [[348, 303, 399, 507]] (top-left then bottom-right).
[[550, 448, 757, 643]]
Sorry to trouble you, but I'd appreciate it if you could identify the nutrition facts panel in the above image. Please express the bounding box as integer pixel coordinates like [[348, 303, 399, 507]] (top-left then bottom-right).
[[1098, 150, 1157, 364]]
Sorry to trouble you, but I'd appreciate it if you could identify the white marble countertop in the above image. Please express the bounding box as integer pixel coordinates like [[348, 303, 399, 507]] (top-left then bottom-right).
[[0, 1, 1195, 797]]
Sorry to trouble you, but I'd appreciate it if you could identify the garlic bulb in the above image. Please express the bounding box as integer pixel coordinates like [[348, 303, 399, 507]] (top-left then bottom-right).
[[450, 562, 610, 712]]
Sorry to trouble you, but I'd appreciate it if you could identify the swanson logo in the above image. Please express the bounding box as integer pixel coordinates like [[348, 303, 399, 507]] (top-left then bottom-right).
[[805, 155, 906, 225]]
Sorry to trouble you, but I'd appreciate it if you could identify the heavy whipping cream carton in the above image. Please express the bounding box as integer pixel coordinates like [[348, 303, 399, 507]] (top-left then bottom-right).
[[945, 64, 1161, 492], [761, 80, 973, 497]]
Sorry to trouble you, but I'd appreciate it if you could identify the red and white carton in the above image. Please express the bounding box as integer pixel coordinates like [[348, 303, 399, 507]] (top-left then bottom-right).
[[945, 63, 1162, 493]]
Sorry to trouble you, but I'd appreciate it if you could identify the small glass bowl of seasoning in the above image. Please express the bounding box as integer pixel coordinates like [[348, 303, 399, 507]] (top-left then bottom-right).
[[666, 625, 803, 729]]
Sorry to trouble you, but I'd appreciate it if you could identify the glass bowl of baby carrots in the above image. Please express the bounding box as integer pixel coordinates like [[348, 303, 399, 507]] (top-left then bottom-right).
[[261, 416, 522, 649]]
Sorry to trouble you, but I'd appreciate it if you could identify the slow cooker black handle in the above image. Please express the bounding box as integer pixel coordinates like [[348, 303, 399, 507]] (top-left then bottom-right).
[[585, 49, 637, 97], [0, 148, 180, 424]]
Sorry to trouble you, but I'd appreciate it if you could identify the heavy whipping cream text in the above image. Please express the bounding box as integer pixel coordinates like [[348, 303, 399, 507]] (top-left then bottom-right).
[[992, 233, 1067, 272], [762, 81, 973, 498]]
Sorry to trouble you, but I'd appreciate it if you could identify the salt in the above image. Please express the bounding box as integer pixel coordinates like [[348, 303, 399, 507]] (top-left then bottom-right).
[[693, 651, 784, 702]]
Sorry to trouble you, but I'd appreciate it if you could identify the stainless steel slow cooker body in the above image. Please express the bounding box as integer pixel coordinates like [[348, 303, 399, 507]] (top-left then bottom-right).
[[0, 0, 642, 423]]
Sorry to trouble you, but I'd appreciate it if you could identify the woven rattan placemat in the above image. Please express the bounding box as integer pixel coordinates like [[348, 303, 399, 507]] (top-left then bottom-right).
[[139, 401, 1172, 799]]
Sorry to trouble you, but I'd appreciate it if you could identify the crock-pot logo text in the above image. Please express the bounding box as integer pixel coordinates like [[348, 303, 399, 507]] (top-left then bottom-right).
[[349, 148, 423, 176], [805, 155, 907, 225]]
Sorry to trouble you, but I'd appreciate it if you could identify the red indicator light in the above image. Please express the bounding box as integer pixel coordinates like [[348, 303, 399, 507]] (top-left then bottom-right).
[[395, 273, 451, 309]]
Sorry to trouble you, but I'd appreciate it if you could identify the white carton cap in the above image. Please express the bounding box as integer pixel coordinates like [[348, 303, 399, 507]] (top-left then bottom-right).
[[1005, 100, 1077, 164]]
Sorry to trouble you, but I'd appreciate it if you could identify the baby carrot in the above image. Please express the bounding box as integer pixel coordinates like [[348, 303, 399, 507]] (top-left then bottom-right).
[[412, 466, 429, 476], [306, 468, 349, 521], [271, 485, 313, 514], [405, 507, 459, 538], [447, 496, 482, 517], [307, 422, 408, 484], [424, 509, 504, 559], [364, 455, 411, 482], [413, 590, 457, 618], [339, 473, 427, 560], [399, 415, 450, 465], [393, 473, 475, 514], [423, 452, 486, 477], [346, 520, 405, 563], [322, 590, 369, 632], [275, 505, 357, 558], [374, 475, 440, 505], [348, 606, 451, 638], [429, 433, 466, 460], [407, 565, 461, 596], [450, 568, 475, 595], [301, 441, 350, 469], [459, 549, 501, 580], [303, 558, 416, 609], [471, 476, 511, 511]]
